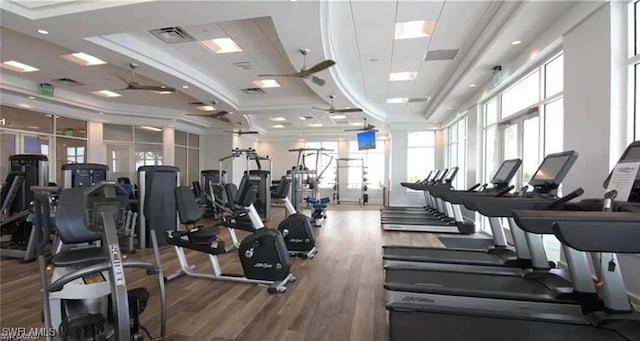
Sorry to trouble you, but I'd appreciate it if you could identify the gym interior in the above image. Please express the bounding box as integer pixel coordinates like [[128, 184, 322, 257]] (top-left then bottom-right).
[[1, 1, 639, 340]]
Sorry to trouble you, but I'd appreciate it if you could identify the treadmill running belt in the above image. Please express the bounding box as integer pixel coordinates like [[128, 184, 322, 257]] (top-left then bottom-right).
[[438, 237, 495, 250], [383, 246, 504, 264]]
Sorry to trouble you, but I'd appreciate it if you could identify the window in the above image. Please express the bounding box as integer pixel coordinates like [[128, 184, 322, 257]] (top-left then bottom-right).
[[0, 106, 88, 184], [348, 140, 385, 189], [501, 70, 540, 119], [175, 130, 200, 186], [104, 124, 164, 183], [631, 1, 640, 140], [446, 117, 467, 189], [407, 131, 435, 183], [303, 141, 337, 188]]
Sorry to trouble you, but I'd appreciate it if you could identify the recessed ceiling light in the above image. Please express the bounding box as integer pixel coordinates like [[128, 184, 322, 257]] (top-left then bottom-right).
[[61, 52, 107, 66], [299, 116, 308, 120], [389, 71, 417, 81], [309, 123, 323, 127], [1, 60, 39, 73], [469, 84, 477, 88], [350, 122, 363, 126], [511, 40, 522, 45], [92, 90, 121, 98], [140, 126, 162, 132], [45, 114, 53, 117], [27, 125, 39, 129], [448, 107, 453, 110], [37, 29, 49, 35], [197, 105, 215, 111], [28, 96, 35, 99], [154, 90, 174, 95], [387, 97, 408, 104], [202, 37, 243, 54], [271, 124, 285, 128], [270, 117, 286, 121], [98, 112, 104, 115], [253, 79, 281, 88], [18, 104, 32, 108], [331, 114, 347, 119], [395, 20, 435, 40], [182, 85, 189, 89]]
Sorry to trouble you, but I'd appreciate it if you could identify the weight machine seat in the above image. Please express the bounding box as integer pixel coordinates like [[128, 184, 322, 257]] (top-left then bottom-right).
[[174, 186, 222, 242], [270, 176, 291, 200], [50, 247, 107, 268]]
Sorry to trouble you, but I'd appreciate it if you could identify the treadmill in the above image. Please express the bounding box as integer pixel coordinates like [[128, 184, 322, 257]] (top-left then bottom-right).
[[384, 151, 600, 317], [382, 157, 559, 274], [380, 170, 439, 213], [386, 143, 640, 340], [382, 168, 475, 233], [381, 169, 448, 216]]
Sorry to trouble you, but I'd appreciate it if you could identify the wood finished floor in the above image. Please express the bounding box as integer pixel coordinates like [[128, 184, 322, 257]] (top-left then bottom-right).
[[0, 206, 448, 340]]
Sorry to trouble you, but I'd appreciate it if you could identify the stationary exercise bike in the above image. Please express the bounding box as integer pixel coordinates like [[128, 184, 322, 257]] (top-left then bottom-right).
[[271, 176, 318, 259], [167, 174, 296, 293], [33, 183, 166, 340]]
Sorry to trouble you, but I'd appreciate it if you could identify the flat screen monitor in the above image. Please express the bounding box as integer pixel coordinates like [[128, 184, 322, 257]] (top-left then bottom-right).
[[491, 159, 522, 184], [528, 151, 578, 188], [357, 131, 376, 150]]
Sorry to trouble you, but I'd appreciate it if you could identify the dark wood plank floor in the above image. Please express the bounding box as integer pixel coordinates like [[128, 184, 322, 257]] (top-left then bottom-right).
[[0, 206, 444, 340]]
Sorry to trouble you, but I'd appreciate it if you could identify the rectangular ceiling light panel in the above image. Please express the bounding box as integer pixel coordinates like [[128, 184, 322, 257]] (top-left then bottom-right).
[[61, 52, 107, 66], [2, 60, 39, 72], [395, 20, 435, 39], [92, 90, 122, 97], [203, 38, 243, 54], [389, 71, 417, 81]]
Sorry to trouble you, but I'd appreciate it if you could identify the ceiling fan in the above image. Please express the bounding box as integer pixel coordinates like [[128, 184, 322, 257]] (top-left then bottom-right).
[[224, 122, 259, 136], [186, 105, 232, 123], [114, 63, 176, 93], [344, 117, 378, 132], [314, 95, 363, 114], [258, 48, 335, 86]]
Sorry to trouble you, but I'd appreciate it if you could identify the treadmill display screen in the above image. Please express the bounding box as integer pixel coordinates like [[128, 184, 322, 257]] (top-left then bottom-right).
[[603, 142, 640, 202], [530, 155, 570, 182], [492, 160, 520, 184]]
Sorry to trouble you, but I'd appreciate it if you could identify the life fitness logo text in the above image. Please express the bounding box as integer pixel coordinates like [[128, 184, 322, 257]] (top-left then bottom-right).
[[111, 244, 126, 286], [253, 263, 274, 268]]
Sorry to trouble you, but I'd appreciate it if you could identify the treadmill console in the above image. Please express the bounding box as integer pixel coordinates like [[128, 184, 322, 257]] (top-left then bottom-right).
[[603, 141, 640, 202], [528, 151, 579, 195], [490, 159, 522, 189]]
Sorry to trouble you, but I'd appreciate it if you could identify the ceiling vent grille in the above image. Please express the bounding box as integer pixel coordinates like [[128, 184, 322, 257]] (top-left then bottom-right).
[[51, 78, 84, 86], [234, 62, 253, 70], [241, 87, 266, 95], [424, 49, 459, 61], [149, 27, 196, 44]]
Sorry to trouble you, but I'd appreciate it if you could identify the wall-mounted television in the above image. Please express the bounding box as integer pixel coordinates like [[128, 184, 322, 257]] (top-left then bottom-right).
[[357, 130, 376, 150]]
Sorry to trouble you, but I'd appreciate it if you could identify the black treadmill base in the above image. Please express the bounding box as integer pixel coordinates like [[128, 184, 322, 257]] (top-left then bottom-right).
[[388, 306, 628, 341]]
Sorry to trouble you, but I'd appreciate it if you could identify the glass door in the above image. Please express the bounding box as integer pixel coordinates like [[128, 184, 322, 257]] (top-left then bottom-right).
[[0, 131, 18, 180], [21, 134, 52, 181]]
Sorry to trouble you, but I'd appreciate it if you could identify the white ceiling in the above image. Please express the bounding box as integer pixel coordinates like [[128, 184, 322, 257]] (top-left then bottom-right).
[[0, 0, 584, 134]]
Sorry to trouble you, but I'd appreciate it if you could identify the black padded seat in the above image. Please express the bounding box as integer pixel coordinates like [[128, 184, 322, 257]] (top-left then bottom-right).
[[50, 247, 107, 268], [174, 186, 221, 244]]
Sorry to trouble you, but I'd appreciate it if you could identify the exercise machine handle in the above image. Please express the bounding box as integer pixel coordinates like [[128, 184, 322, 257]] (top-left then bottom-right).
[[466, 183, 481, 192], [546, 188, 584, 209], [494, 185, 515, 197]]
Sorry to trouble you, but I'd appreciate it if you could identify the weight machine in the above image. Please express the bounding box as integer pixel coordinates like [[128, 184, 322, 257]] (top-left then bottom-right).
[[287, 148, 334, 213], [334, 158, 369, 205]]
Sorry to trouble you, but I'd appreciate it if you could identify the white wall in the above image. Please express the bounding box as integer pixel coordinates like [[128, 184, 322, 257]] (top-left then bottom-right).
[[200, 133, 233, 182], [87, 121, 106, 165]]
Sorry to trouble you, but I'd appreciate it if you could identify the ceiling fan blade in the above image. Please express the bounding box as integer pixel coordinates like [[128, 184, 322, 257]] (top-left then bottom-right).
[[240, 131, 259, 135], [185, 113, 214, 117], [312, 106, 331, 111], [303, 59, 336, 75], [311, 76, 326, 86], [133, 85, 176, 92], [257, 73, 303, 78], [211, 111, 229, 119], [343, 128, 365, 132], [333, 108, 363, 113], [217, 116, 232, 123]]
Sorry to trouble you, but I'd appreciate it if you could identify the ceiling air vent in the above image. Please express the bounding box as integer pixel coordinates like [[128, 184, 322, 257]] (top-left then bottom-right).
[[241, 87, 266, 95], [424, 49, 459, 61], [234, 62, 253, 70], [149, 27, 196, 44], [51, 78, 84, 86]]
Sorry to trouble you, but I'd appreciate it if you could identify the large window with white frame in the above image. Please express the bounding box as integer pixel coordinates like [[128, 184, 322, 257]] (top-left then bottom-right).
[[446, 117, 467, 189], [347, 140, 385, 189], [631, 0, 640, 140], [104, 124, 164, 183], [303, 141, 337, 188], [407, 131, 435, 183], [0, 105, 87, 185]]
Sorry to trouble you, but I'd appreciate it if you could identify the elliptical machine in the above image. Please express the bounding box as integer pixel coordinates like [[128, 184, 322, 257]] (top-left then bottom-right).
[[33, 183, 166, 340], [271, 176, 318, 259]]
